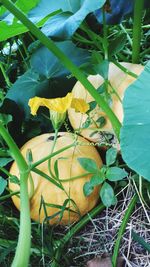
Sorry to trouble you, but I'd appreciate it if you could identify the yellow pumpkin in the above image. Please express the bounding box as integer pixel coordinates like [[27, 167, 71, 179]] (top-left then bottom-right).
[[9, 132, 102, 225], [68, 62, 144, 142]]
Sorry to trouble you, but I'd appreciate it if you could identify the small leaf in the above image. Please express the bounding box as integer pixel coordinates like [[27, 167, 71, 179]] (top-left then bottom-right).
[[88, 101, 97, 112], [106, 147, 117, 166], [9, 175, 20, 185], [94, 59, 109, 79], [132, 230, 150, 253], [0, 158, 13, 167], [106, 167, 128, 181], [78, 157, 98, 173], [96, 116, 106, 128], [54, 159, 59, 178], [0, 177, 7, 195], [108, 33, 127, 57], [0, 114, 12, 126], [82, 117, 91, 128], [100, 182, 115, 207], [83, 182, 94, 196], [90, 174, 104, 186], [26, 149, 33, 164], [83, 182, 94, 197]]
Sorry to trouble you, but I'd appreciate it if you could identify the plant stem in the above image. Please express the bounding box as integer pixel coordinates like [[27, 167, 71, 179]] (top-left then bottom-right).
[[31, 143, 75, 169], [112, 60, 138, 78], [0, 123, 31, 267], [51, 202, 105, 267], [0, 190, 20, 201], [132, 0, 144, 63], [0, 61, 11, 87], [111, 194, 138, 267], [0, 0, 121, 140], [48, 129, 58, 178], [102, 8, 108, 60]]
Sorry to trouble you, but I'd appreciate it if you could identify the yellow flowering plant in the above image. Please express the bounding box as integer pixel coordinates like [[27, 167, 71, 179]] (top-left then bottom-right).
[[28, 92, 89, 130]]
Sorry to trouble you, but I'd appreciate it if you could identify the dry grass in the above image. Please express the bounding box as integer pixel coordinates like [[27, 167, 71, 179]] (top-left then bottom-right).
[[64, 182, 150, 267]]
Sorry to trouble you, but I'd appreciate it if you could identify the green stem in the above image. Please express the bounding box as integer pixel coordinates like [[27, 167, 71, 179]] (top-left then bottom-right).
[[0, 0, 121, 140], [0, 166, 13, 176], [0, 123, 31, 267], [112, 60, 138, 78], [111, 194, 138, 267], [31, 142, 75, 169], [0, 61, 11, 87], [51, 202, 105, 267], [102, 8, 108, 60], [0, 190, 20, 201], [48, 129, 58, 178], [132, 0, 144, 63]]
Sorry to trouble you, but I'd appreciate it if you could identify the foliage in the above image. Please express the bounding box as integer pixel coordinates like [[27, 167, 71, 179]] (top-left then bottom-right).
[[120, 62, 150, 181], [78, 148, 128, 207], [0, 0, 149, 266]]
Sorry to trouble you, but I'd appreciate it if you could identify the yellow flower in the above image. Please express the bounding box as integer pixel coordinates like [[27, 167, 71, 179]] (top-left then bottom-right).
[[28, 93, 89, 115], [28, 93, 89, 130]]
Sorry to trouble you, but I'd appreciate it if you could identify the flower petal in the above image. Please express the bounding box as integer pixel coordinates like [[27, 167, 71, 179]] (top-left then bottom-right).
[[28, 97, 45, 115], [43, 92, 73, 113], [71, 98, 89, 113]]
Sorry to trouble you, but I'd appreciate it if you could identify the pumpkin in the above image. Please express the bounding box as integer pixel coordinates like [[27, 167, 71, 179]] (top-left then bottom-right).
[[9, 132, 102, 225], [68, 62, 144, 142]]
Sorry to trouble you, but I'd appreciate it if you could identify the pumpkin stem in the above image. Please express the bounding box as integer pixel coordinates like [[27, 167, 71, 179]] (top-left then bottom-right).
[[0, 123, 31, 267]]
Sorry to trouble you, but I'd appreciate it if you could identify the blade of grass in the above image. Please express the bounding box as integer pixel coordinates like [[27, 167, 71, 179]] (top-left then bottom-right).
[[111, 194, 138, 267]]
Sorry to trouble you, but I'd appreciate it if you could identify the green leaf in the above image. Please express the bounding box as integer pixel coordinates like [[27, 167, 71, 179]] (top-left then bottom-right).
[[0, 1, 55, 41], [9, 175, 20, 185], [5, 70, 76, 119], [16, 0, 40, 14], [5, 70, 49, 119], [30, 41, 90, 78], [94, 60, 109, 79], [78, 157, 98, 173], [0, 158, 13, 167], [90, 174, 104, 186], [82, 117, 91, 128], [100, 182, 115, 207], [120, 62, 150, 181], [106, 167, 128, 181], [54, 160, 59, 178], [106, 147, 117, 166], [40, 0, 106, 39], [83, 181, 94, 196], [96, 116, 106, 128], [0, 114, 12, 126], [0, 177, 7, 195], [88, 101, 97, 112], [108, 33, 127, 58], [28, 0, 80, 23], [132, 230, 150, 253], [0, 0, 41, 41]]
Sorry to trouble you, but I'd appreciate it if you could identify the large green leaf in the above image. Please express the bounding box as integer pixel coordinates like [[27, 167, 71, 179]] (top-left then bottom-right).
[[30, 41, 90, 78], [16, 0, 40, 14], [5, 71, 49, 118], [41, 0, 106, 39], [0, 0, 58, 41], [120, 62, 150, 181], [28, 0, 80, 23], [5, 71, 76, 118]]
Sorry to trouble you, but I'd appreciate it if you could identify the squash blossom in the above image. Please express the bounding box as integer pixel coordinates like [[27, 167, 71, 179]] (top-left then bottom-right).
[[28, 93, 89, 130]]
